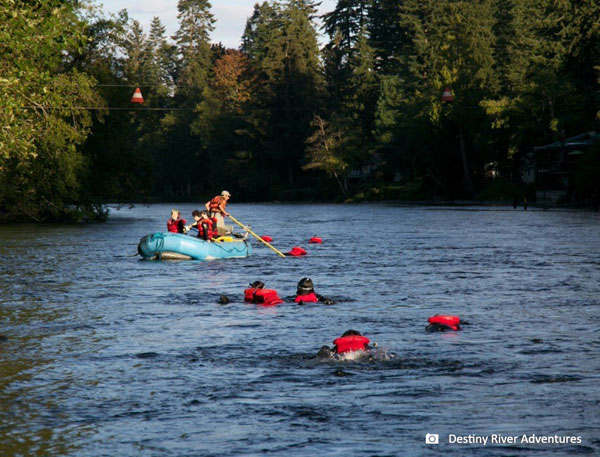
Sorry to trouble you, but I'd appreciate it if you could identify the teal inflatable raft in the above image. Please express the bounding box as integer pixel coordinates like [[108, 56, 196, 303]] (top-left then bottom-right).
[[137, 232, 252, 260]]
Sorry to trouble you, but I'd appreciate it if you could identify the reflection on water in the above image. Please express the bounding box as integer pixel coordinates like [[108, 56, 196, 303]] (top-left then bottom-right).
[[1, 205, 600, 456]]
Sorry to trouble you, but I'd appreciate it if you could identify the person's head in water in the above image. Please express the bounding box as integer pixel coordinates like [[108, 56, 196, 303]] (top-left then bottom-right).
[[297, 277, 314, 294], [341, 329, 362, 337], [250, 280, 265, 289]]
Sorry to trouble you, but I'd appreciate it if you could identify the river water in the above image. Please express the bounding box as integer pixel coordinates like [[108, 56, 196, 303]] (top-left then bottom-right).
[[1, 204, 599, 456]]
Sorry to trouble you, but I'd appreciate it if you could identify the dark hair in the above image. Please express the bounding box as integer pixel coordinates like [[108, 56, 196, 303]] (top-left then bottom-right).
[[250, 280, 265, 289], [342, 329, 362, 337], [200, 210, 209, 217], [192, 209, 201, 217]]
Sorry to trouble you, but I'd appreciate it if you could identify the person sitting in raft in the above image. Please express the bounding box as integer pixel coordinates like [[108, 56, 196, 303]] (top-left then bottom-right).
[[205, 190, 232, 236], [244, 281, 284, 306], [316, 330, 372, 359], [184, 210, 216, 241], [167, 209, 186, 233], [295, 277, 335, 305]]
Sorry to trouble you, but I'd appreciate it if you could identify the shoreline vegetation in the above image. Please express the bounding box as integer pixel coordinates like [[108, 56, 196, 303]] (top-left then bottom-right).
[[0, 181, 595, 225], [1, 1, 599, 223]]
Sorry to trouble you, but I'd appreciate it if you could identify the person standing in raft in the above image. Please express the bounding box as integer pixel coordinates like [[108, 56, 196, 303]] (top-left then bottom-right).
[[295, 277, 335, 305], [205, 190, 232, 236], [167, 209, 186, 233], [316, 330, 371, 359], [184, 210, 216, 241]]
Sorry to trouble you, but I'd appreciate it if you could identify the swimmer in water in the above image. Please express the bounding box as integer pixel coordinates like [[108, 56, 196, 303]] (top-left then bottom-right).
[[244, 281, 284, 306], [316, 329, 372, 359], [295, 277, 335, 305], [425, 315, 465, 332]]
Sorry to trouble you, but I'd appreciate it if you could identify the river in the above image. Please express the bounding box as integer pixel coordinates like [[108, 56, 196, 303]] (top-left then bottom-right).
[[1, 203, 599, 456]]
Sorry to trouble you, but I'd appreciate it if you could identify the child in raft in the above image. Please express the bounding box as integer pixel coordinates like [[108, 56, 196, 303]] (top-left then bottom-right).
[[316, 330, 372, 360], [184, 210, 217, 241], [167, 209, 186, 233], [295, 277, 335, 305]]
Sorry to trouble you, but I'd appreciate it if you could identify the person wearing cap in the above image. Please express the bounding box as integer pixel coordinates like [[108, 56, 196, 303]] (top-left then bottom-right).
[[205, 190, 232, 236], [166, 209, 186, 233], [295, 277, 335, 305]]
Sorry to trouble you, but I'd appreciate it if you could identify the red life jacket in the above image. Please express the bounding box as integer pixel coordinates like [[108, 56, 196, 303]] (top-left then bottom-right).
[[197, 218, 215, 239], [295, 292, 318, 303], [333, 335, 370, 354], [167, 218, 186, 233], [261, 235, 273, 242], [427, 315, 461, 331], [309, 236, 322, 244], [244, 288, 283, 306]]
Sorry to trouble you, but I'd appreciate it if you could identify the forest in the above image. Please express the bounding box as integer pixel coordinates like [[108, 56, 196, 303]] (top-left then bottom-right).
[[1, 0, 599, 221]]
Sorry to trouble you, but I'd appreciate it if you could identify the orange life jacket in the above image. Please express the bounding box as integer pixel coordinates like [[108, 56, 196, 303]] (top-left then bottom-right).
[[208, 196, 226, 214]]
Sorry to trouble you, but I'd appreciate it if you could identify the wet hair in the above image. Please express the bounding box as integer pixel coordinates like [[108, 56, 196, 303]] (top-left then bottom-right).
[[199, 210, 209, 217], [341, 329, 362, 337], [250, 280, 265, 289], [297, 277, 314, 294], [192, 209, 201, 217]]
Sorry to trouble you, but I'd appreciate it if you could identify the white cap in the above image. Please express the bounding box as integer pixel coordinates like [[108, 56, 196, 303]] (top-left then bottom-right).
[[221, 190, 231, 197]]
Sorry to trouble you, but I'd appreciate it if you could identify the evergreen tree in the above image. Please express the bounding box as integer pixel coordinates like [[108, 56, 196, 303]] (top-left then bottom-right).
[[375, 0, 497, 194], [123, 20, 149, 84], [243, 0, 325, 188], [482, 0, 585, 171], [367, 0, 407, 74], [147, 16, 176, 89], [322, 0, 369, 50], [241, 2, 281, 63], [173, 0, 215, 92]]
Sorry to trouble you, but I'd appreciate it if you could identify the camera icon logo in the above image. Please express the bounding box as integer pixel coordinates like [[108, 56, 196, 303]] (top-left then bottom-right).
[[425, 433, 440, 444]]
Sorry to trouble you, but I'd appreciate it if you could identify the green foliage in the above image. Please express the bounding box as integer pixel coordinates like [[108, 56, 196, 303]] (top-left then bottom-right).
[[0, 0, 104, 221], [2, 0, 599, 213], [240, 0, 325, 188]]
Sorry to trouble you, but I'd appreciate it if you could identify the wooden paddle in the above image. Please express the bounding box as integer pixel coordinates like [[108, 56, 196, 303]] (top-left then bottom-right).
[[228, 214, 286, 258]]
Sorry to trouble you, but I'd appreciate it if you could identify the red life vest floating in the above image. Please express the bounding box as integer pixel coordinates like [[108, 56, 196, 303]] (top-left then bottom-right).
[[287, 246, 307, 256], [261, 235, 273, 242], [309, 236, 322, 244], [428, 315, 461, 331], [295, 292, 318, 303], [333, 335, 370, 354], [131, 87, 144, 104]]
